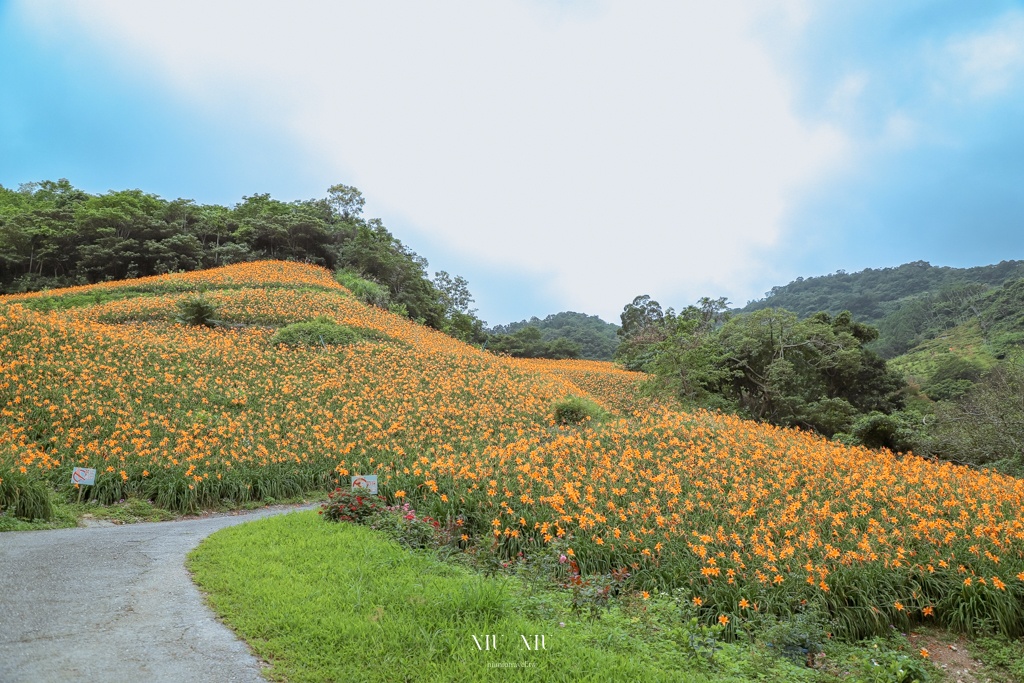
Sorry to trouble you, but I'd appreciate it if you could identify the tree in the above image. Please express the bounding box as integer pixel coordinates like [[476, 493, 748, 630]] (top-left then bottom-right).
[[618, 295, 665, 338], [615, 295, 670, 371], [326, 184, 365, 221], [715, 309, 905, 436], [433, 271, 475, 318], [920, 361, 1024, 471], [484, 326, 581, 359], [488, 312, 618, 360], [645, 297, 731, 406]]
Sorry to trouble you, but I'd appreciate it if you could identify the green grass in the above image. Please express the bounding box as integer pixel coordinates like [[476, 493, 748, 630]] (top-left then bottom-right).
[[187, 511, 819, 683], [0, 491, 328, 532], [969, 635, 1024, 683], [8, 289, 154, 311]]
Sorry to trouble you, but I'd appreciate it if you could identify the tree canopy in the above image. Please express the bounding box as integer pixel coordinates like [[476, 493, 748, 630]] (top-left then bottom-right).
[[742, 260, 1024, 359], [488, 311, 619, 360], [617, 295, 905, 438]]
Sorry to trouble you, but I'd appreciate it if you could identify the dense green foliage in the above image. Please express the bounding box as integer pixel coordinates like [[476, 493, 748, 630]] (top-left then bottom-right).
[[334, 268, 391, 307], [744, 260, 1024, 325], [550, 396, 606, 425], [616, 296, 905, 438], [618, 284, 1024, 471], [174, 294, 219, 327], [913, 360, 1024, 473], [727, 260, 1024, 469], [0, 179, 486, 337], [0, 469, 53, 521], [489, 312, 619, 360], [485, 325, 583, 359], [742, 260, 1024, 360], [270, 317, 389, 347]]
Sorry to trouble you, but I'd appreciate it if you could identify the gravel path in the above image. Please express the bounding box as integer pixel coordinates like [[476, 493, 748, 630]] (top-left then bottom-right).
[[0, 504, 316, 683]]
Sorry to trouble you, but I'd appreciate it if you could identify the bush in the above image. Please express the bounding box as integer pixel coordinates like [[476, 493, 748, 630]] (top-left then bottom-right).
[[0, 468, 53, 520], [552, 396, 606, 425], [271, 317, 388, 347], [921, 361, 1024, 469], [175, 295, 219, 327], [319, 489, 385, 523], [366, 503, 444, 550], [335, 269, 391, 308], [755, 608, 829, 664], [836, 410, 924, 452]]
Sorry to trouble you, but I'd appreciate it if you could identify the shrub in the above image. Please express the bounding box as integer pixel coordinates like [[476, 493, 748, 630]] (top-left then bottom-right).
[[755, 608, 829, 664], [175, 295, 219, 327], [0, 468, 53, 521], [552, 396, 606, 425], [335, 269, 391, 308], [271, 317, 387, 347], [366, 503, 444, 549], [320, 489, 385, 523]]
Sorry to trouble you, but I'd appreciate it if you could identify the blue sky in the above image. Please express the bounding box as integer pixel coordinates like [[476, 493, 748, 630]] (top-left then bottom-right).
[[2, 1, 1023, 324]]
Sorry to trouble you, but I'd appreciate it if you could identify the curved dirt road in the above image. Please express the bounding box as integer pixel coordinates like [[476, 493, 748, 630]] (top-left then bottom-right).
[[0, 505, 315, 683]]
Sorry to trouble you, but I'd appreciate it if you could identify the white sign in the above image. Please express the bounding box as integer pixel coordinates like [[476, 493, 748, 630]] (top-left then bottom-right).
[[351, 474, 378, 494], [71, 468, 96, 486]]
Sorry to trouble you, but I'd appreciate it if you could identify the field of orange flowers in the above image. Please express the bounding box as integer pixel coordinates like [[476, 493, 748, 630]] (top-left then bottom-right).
[[2, 261, 1024, 638]]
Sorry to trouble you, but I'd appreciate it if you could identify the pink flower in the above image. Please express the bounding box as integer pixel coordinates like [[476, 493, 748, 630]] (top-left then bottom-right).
[[559, 554, 568, 564]]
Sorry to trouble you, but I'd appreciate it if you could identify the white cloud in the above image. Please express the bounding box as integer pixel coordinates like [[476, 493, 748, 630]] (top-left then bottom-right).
[[825, 72, 868, 117], [881, 112, 917, 147], [16, 0, 846, 319], [948, 11, 1024, 99]]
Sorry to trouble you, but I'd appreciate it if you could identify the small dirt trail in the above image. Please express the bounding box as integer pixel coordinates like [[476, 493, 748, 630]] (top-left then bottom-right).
[[0, 504, 316, 683]]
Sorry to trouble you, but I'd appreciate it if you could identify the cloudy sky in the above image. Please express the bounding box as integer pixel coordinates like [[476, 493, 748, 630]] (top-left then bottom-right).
[[2, 1, 1023, 325]]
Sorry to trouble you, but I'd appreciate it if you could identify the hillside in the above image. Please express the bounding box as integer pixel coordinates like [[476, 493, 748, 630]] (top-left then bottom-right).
[[742, 260, 1024, 359], [0, 261, 634, 511], [489, 311, 620, 360], [0, 180, 490, 340], [868, 276, 1024, 395], [3, 262, 1024, 640]]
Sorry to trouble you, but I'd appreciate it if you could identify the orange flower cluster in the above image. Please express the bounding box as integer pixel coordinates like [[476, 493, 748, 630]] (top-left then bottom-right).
[[2, 260, 340, 302], [444, 407, 1024, 633], [0, 263, 571, 509], [3, 261, 1024, 636], [513, 358, 647, 414]]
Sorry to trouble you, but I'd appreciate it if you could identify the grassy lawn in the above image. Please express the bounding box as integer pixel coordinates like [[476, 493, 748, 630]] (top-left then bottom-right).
[[0, 491, 328, 532], [187, 511, 817, 683]]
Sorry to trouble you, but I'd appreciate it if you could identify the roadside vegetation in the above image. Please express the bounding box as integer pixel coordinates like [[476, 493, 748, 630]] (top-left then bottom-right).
[[190, 510, 936, 683]]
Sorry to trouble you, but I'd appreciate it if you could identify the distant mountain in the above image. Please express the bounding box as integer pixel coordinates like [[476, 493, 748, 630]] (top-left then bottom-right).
[[742, 260, 1024, 358], [489, 311, 619, 360]]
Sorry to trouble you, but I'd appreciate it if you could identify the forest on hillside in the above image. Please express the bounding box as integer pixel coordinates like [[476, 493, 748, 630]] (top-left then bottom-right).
[[621, 266, 1024, 476], [742, 260, 1024, 357], [0, 179, 622, 359], [486, 312, 619, 360], [0, 179, 487, 341]]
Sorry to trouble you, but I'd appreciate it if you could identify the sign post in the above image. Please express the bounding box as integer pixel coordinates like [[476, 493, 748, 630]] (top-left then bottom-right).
[[351, 475, 378, 494], [72, 467, 96, 503]]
